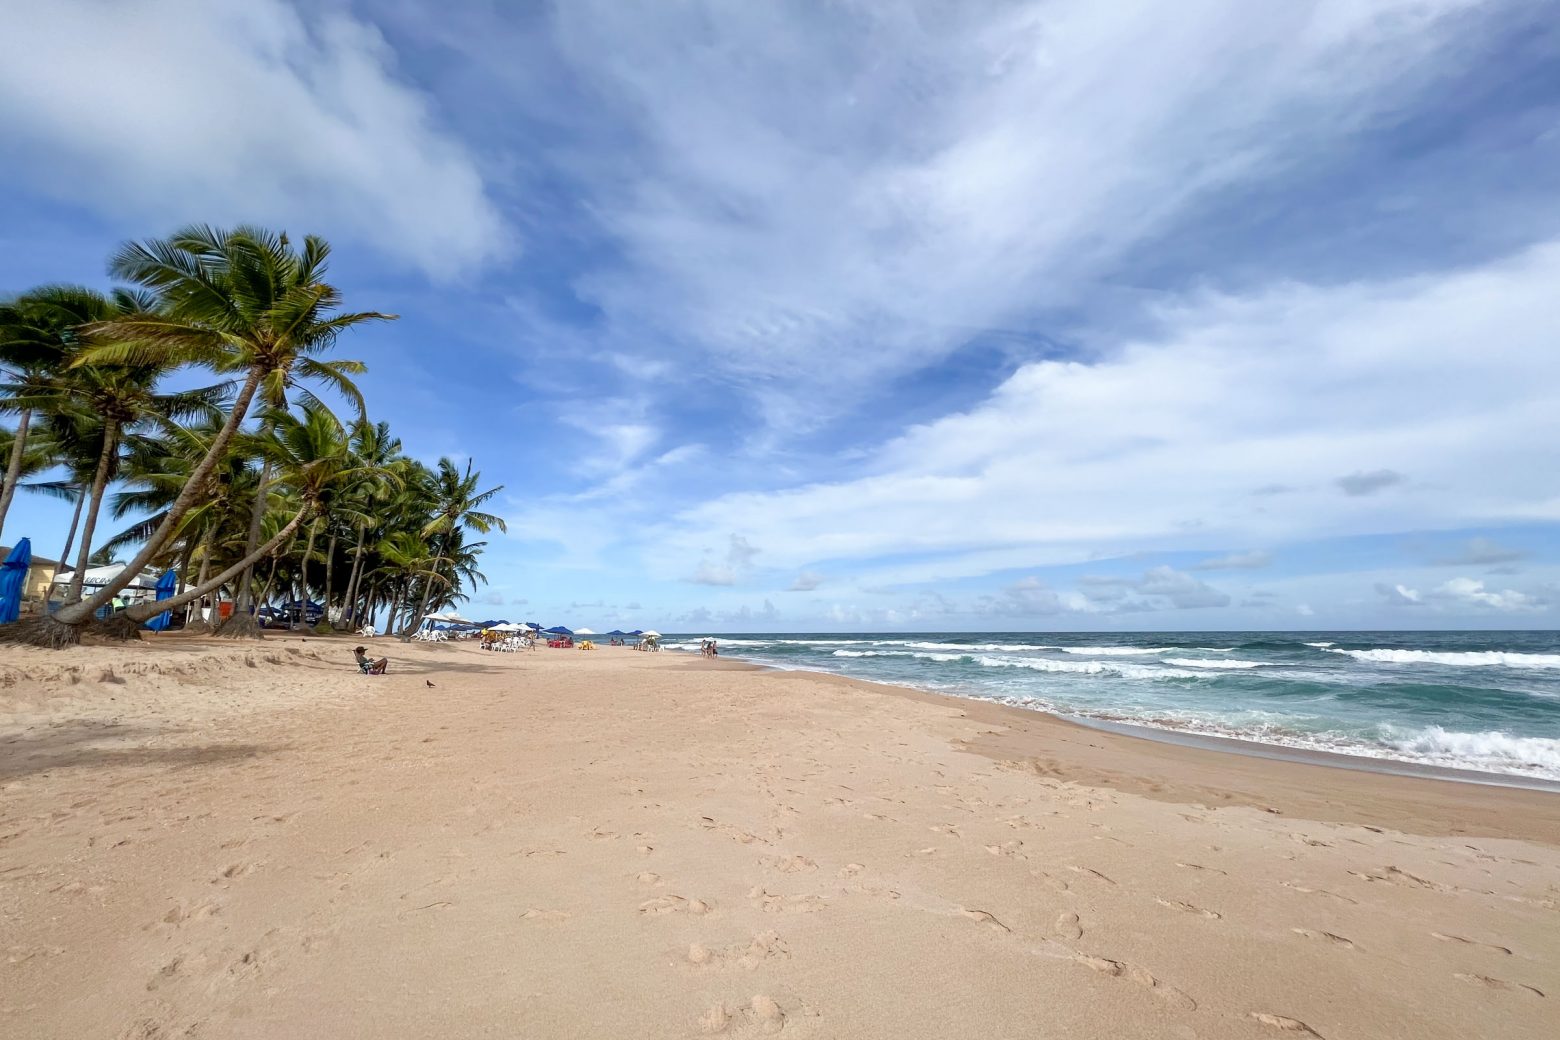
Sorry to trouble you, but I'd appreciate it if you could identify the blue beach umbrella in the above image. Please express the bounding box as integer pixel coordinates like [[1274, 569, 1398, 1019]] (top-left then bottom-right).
[[143, 569, 178, 632], [544, 625, 573, 635], [0, 538, 32, 624]]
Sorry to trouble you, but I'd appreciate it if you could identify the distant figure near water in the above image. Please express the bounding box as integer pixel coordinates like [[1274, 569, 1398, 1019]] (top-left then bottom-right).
[[701, 639, 719, 657]]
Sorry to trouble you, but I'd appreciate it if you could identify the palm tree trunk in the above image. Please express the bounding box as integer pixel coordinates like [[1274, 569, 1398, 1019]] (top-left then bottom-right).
[[0, 406, 31, 543], [123, 507, 309, 623], [295, 517, 320, 628], [258, 530, 296, 613], [402, 536, 445, 640], [27, 368, 265, 639], [343, 524, 367, 625], [51, 485, 85, 593], [185, 525, 216, 627], [322, 528, 338, 624], [387, 583, 404, 638], [65, 422, 120, 606], [234, 456, 273, 617]]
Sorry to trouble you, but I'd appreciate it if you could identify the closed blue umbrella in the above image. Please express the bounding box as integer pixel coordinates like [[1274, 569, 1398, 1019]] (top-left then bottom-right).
[[143, 570, 179, 632], [0, 538, 32, 624]]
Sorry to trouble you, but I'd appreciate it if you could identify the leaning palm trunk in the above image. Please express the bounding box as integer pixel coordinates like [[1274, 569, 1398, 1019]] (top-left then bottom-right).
[[52, 485, 85, 587], [342, 525, 367, 626], [219, 449, 273, 639], [0, 406, 31, 542], [65, 423, 120, 605], [401, 536, 445, 640], [119, 507, 309, 624], [3, 369, 265, 647]]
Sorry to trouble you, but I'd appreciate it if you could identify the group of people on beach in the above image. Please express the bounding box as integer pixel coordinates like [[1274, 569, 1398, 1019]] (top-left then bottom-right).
[[700, 638, 720, 657]]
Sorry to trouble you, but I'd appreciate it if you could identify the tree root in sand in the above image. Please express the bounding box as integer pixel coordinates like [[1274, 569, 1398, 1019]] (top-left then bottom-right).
[[89, 613, 145, 642], [214, 613, 266, 640], [0, 614, 84, 648]]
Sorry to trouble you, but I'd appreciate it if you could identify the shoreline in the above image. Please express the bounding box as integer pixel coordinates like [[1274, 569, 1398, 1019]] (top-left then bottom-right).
[[693, 647, 1560, 795]]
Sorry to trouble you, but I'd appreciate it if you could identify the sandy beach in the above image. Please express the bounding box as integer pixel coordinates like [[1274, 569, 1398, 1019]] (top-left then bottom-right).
[[3, 638, 1557, 1040]]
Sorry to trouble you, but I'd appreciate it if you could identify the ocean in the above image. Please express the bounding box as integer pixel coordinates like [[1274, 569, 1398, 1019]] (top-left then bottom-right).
[[662, 631, 1560, 783]]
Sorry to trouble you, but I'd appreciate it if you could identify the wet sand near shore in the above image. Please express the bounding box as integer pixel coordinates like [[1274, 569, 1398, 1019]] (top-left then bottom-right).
[[3, 637, 1557, 1039]]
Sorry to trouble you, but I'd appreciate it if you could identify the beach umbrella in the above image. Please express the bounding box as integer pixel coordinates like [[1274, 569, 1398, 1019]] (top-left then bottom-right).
[[606, 629, 626, 636], [544, 625, 573, 635], [575, 627, 596, 636], [143, 570, 178, 632], [524, 622, 541, 630], [0, 538, 31, 625], [629, 629, 643, 636], [641, 630, 661, 639]]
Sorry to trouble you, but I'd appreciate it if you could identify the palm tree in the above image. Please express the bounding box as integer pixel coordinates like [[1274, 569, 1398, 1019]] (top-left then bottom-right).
[[336, 421, 404, 627], [120, 402, 368, 625], [401, 458, 506, 639], [2, 225, 392, 647], [0, 286, 101, 543]]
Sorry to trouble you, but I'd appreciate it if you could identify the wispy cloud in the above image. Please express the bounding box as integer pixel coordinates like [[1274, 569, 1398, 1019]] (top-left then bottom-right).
[[0, 0, 505, 277]]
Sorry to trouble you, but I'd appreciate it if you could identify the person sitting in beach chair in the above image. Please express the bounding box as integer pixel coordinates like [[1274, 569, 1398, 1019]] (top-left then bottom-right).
[[353, 645, 389, 675]]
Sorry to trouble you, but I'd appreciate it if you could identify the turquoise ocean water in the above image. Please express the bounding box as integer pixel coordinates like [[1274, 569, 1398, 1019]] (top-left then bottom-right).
[[662, 631, 1560, 782]]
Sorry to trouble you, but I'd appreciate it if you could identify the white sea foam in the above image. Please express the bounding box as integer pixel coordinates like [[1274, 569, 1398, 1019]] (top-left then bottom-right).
[[900, 641, 1055, 652], [1328, 648, 1560, 669], [973, 655, 1195, 679], [1304, 641, 1335, 648], [832, 649, 966, 662], [1058, 646, 1173, 656], [1163, 658, 1267, 670], [1383, 726, 1560, 778]]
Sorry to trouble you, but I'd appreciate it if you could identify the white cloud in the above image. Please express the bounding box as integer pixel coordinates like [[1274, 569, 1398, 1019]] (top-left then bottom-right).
[[657, 240, 1560, 581], [505, 0, 1484, 423], [1374, 582, 1423, 606], [788, 571, 824, 592], [1433, 577, 1540, 612], [0, 0, 505, 277]]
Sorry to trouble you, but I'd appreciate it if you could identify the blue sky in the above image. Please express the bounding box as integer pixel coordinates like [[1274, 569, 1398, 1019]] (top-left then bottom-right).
[[2, 0, 1558, 632]]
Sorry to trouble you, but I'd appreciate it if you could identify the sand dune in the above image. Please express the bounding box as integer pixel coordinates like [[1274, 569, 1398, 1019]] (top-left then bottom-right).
[[2, 638, 1557, 1038]]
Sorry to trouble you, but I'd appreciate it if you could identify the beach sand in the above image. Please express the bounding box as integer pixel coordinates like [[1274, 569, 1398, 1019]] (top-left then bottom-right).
[[3, 639, 1557, 1039]]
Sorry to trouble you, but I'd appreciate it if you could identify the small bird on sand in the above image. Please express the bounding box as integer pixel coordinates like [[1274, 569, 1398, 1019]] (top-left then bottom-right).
[[426, 680, 436, 688]]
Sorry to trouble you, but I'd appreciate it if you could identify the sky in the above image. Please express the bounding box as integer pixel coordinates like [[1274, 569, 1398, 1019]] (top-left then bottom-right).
[[2, 0, 1558, 632]]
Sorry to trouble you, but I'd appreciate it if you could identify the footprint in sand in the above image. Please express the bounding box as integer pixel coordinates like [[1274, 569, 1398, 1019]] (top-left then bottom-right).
[[983, 840, 1025, 858], [837, 863, 865, 879], [1068, 866, 1116, 885], [1291, 928, 1354, 949], [1176, 862, 1227, 876], [1249, 1012, 1323, 1036], [1156, 898, 1221, 920], [640, 895, 714, 916], [960, 907, 1012, 933], [749, 887, 826, 914], [521, 907, 571, 921], [1349, 866, 1448, 892], [1431, 932, 1512, 955], [685, 932, 790, 972], [635, 871, 664, 886], [1454, 973, 1544, 997], [1074, 955, 1197, 1010], [761, 854, 817, 874], [1055, 911, 1083, 940]]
